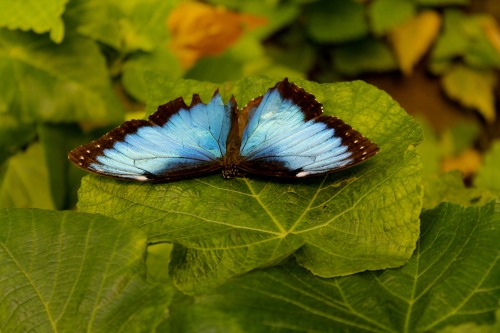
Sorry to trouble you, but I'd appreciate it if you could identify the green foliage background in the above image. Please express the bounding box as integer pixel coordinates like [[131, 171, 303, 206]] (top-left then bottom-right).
[[0, 0, 499, 332]]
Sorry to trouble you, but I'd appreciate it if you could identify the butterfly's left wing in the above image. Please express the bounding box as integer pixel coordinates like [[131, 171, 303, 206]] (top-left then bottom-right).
[[238, 79, 379, 178], [69, 92, 235, 181]]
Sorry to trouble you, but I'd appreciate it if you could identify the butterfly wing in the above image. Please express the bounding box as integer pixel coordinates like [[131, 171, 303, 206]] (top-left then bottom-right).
[[69, 92, 236, 181], [238, 79, 379, 178]]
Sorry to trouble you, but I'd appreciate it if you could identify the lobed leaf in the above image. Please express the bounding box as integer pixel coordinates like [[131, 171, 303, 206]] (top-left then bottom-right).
[[77, 76, 423, 294], [169, 201, 500, 332], [0, 208, 173, 332]]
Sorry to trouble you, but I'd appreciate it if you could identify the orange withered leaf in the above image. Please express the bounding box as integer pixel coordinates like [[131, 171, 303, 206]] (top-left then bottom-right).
[[167, 2, 267, 68]]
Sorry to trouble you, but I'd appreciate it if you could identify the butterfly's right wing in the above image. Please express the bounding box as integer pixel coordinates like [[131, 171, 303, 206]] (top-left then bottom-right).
[[237, 79, 379, 178], [69, 92, 236, 181]]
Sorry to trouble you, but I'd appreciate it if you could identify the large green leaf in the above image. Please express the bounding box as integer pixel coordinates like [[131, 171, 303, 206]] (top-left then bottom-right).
[[0, 208, 173, 332], [77, 76, 423, 294], [168, 201, 500, 332], [0, 0, 68, 43], [0, 29, 123, 123]]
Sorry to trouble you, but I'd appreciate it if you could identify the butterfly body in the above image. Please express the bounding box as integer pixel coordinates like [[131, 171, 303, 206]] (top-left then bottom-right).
[[69, 79, 379, 182]]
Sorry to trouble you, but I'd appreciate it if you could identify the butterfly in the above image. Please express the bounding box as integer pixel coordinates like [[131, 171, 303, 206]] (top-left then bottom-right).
[[68, 79, 379, 182]]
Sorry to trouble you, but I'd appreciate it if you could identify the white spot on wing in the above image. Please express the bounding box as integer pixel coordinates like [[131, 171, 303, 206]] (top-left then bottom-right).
[[296, 171, 310, 177], [134, 175, 149, 181]]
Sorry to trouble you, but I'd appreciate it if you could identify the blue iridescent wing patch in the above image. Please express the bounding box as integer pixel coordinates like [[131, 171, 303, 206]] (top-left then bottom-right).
[[237, 80, 379, 177], [69, 79, 379, 181], [69, 92, 235, 181]]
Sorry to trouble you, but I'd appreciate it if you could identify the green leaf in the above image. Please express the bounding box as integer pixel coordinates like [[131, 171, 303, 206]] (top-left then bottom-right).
[[37, 123, 109, 210], [77, 76, 423, 294], [184, 36, 306, 84], [305, 0, 368, 43], [65, 0, 175, 52], [368, 0, 416, 36], [417, 118, 443, 179], [0, 30, 123, 123], [0, 114, 36, 164], [438, 313, 500, 333], [423, 171, 496, 210], [430, 10, 470, 74], [430, 10, 500, 74], [122, 48, 183, 102], [417, 119, 481, 181], [333, 37, 398, 76], [416, 0, 469, 5], [0, 143, 54, 209], [184, 54, 245, 83], [0, 0, 68, 43], [146, 242, 173, 284], [463, 15, 500, 69], [475, 141, 500, 193], [441, 65, 497, 122], [207, 0, 299, 40], [0, 208, 173, 332], [444, 121, 480, 156], [170, 201, 500, 332], [266, 25, 316, 74]]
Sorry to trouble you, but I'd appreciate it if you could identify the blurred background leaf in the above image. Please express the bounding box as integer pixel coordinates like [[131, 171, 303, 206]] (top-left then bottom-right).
[[0, 143, 54, 209], [0, 30, 124, 123], [0, 0, 68, 42]]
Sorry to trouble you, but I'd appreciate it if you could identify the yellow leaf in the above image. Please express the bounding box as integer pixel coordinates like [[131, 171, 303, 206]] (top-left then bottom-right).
[[442, 65, 497, 122], [167, 2, 267, 68], [389, 10, 441, 75], [482, 16, 500, 55], [441, 148, 481, 177]]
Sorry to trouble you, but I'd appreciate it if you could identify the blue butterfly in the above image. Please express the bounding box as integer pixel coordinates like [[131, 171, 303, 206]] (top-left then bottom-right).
[[68, 79, 379, 181]]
